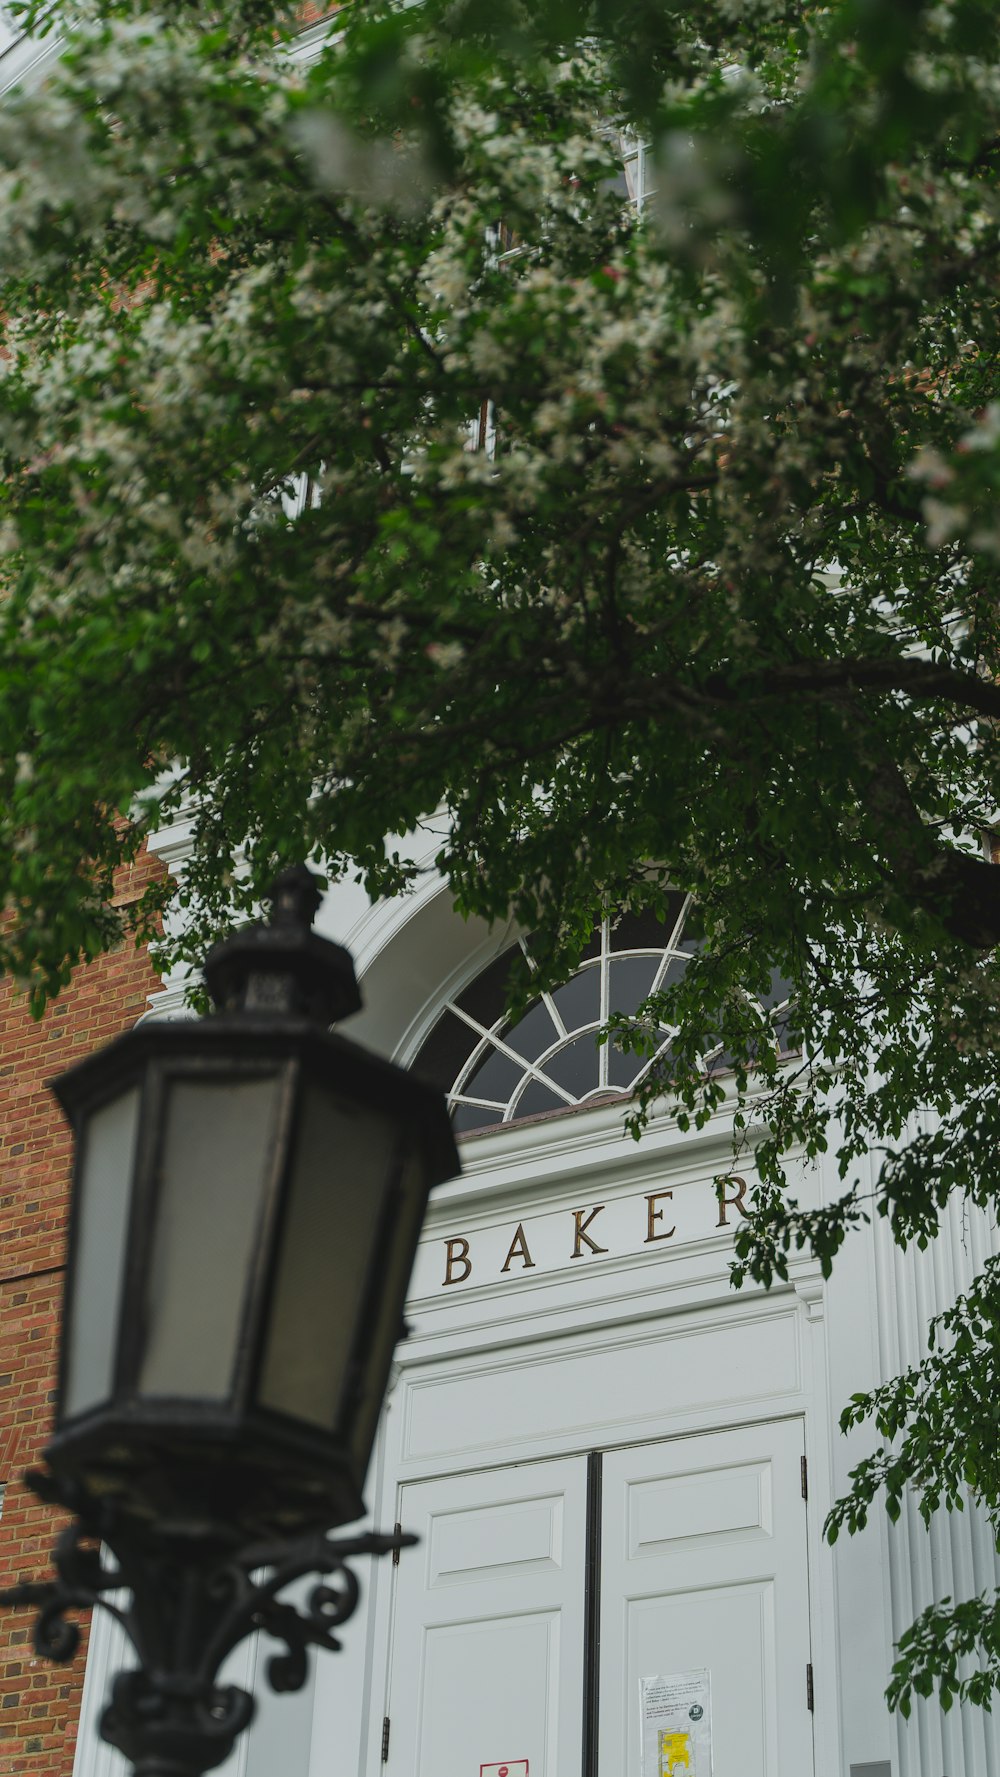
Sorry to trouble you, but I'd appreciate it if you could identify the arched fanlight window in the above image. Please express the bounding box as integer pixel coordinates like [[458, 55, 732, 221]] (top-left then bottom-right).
[[411, 898, 794, 1136]]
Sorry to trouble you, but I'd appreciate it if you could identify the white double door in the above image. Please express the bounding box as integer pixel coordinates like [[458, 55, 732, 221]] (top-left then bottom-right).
[[384, 1418, 814, 1776]]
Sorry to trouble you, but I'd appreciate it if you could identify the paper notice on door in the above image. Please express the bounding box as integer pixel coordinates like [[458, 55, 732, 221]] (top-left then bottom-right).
[[640, 1671, 712, 1777], [480, 1763, 528, 1777]]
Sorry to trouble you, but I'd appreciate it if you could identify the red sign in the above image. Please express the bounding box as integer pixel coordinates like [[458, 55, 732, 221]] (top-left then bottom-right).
[[480, 1765, 529, 1777]]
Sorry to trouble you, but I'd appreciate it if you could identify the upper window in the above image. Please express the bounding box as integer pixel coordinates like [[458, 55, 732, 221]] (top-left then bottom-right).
[[413, 898, 795, 1136], [412, 898, 792, 1136]]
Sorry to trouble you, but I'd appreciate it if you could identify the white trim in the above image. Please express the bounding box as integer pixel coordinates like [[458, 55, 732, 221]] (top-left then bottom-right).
[[285, 15, 342, 65], [0, 19, 61, 96], [0, 5, 337, 99]]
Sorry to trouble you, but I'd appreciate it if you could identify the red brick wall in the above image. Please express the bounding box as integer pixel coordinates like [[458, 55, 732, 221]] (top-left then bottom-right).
[[0, 853, 165, 1776]]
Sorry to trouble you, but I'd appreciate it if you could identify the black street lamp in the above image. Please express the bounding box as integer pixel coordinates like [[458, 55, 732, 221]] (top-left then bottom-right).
[[0, 866, 460, 1777]]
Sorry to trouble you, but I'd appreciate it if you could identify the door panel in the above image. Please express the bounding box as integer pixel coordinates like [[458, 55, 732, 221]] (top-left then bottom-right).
[[387, 1459, 588, 1777], [417, 1612, 562, 1775], [599, 1420, 813, 1777], [624, 1580, 777, 1772], [384, 1421, 814, 1777]]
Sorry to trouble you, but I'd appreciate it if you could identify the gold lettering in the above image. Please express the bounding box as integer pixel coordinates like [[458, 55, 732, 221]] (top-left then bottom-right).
[[716, 1174, 750, 1227], [645, 1190, 676, 1243], [501, 1223, 536, 1274], [443, 1235, 472, 1285], [571, 1204, 608, 1258]]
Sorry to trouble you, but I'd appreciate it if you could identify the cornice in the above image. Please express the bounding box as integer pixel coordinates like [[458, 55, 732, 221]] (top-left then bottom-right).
[[434, 1084, 803, 1218]]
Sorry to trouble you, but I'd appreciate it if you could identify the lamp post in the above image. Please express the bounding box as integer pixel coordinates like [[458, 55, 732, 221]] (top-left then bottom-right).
[[0, 866, 460, 1777]]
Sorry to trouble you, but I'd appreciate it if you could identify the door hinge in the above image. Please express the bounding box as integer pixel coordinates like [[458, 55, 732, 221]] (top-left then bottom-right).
[[801, 1454, 808, 1501], [381, 1716, 391, 1763], [392, 1523, 402, 1566], [806, 1664, 814, 1712]]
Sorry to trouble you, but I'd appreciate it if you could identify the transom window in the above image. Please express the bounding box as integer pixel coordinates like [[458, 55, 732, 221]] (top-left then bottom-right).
[[412, 899, 794, 1136]]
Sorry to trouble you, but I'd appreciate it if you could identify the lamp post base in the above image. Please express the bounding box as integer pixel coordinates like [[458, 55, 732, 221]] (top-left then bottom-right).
[[0, 1467, 414, 1777]]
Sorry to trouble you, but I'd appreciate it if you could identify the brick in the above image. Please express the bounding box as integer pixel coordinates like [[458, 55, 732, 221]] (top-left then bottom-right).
[[0, 845, 164, 1775]]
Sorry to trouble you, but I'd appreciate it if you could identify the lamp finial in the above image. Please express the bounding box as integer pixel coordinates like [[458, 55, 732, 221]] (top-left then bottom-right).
[[203, 864, 361, 1023]]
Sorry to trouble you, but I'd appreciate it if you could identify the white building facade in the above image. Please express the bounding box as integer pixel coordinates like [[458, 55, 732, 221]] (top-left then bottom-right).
[[71, 839, 1000, 1777]]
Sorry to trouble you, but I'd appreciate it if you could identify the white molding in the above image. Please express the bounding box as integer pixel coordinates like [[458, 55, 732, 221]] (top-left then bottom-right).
[[0, 7, 337, 101], [397, 1296, 807, 1469], [144, 804, 198, 878], [0, 21, 61, 96], [285, 14, 342, 65], [793, 1275, 825, 1322], [135, 983, 194, 1023], [441, 1090, 780, 1209], [71, 1601, 132, 1777]]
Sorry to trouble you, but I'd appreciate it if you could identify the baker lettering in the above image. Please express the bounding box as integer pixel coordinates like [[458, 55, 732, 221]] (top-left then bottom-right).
[[571, 1203, 608, 1258], [715, 1174, 750, 1227]]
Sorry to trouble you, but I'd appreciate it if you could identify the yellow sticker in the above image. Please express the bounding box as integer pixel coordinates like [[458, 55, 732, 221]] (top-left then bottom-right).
[[659, 1729, 692, 1775]]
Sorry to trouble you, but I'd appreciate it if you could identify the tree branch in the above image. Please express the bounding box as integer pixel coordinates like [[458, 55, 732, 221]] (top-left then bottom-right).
[[699, 656, 1000, 722]]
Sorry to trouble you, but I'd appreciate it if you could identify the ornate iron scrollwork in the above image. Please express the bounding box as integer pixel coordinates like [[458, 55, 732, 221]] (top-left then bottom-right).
[[0, 1468, 413, 1777]]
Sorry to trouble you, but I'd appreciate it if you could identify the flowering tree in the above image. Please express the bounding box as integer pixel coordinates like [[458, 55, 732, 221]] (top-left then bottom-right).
[[2, 0, 1000, 1711]]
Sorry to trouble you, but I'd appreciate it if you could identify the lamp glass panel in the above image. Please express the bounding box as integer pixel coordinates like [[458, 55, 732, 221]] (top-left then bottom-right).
[[137, 1074, 282, 1400], [349, 1150, 427, 1480], [63, 1086, 140, 1419], [257, 1085, 399, 1430]]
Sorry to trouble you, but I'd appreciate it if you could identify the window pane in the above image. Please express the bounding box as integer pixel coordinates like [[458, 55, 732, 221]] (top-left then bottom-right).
[[543, 1035, 602, 1099], [462, 1046, 524, 1105], [760, 967, 794, 1010], [454, 946, 523, 1030], [453, 1102, 503, 1134], [611, 900, 685, 952], [549, 966, 600, 1031], [513, 1079, 567, 1121], [618, 1037, 678, 1091], [499, 997, 559, 1063], [609, 956, 657, 1017], [678, 905, 706, 953], [654, 956, 688, 997], [607, 1033, 649, 1090], [774, 1006, 802, 1054], [411, 1008, 480, 1093]]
